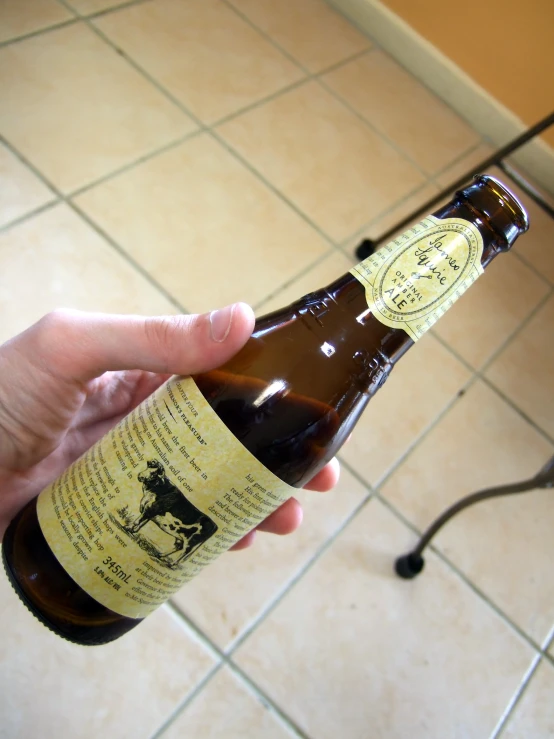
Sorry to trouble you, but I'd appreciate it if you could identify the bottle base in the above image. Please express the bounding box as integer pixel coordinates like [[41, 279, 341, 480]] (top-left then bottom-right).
[[2, 503, 142, 647], [2, 544, 116, 646]]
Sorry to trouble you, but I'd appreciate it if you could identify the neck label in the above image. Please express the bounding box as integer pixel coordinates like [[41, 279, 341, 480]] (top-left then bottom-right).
[[351, 216, 484, 341]]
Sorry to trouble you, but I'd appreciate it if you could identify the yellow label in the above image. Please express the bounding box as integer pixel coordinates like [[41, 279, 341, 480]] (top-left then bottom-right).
[[37, 377, 296, 619], [350, 216, 484, 341]]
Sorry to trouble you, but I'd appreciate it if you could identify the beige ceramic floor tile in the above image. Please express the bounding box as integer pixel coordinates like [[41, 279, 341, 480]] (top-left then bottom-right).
[[490, 167, 554, 285], [75, 134, 329, 313], [340, 332, 470, 486], [160, 667, 293, 738], [95, 0, 304, 124], [234, 498, 534, 739], [0, 574, 215, 739], [432, 251, 549, 370], [257, 249, 354, 314], [228, 0, 370, 73], [0, 143, 55, 228], [342, 182, 439, 253], [0, 0, 73, 43], [217, 81, 425, 242], [434, 143, 494, 188], [323, 51, 480, 175], [172, 466, 368, 649], [502, 660, 554, 738], [486, 295, 554, 439], [382, 380, 554, 643], [67, 0, 128, 13], [0, 24, 193, 193], [0, 204, 178, 344]]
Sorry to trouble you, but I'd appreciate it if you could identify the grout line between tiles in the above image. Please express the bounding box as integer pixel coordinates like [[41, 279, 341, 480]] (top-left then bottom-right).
[[157, 601, 310, 739], [480, 374, 554, 446], [373, 373, 479, 489], [82, 0, 154, 20], [211, 75, 312, 128], [221, 0, 320, 70], [428, 283, 554, 447], [57, 12, 351, 256], [208, 128, 337, 249], [315, 75, 432, 182], [223, 0, 477, 189], [0, 17, 79, 49], [370, 297, 554, 497], [335, 180, 439, 251], [222, 0, 372, 75], [225, 661, 311, 739], [308, 45, 374, 77], [215, 3, 443, 245], [230, 0, 429, 181], [0, 135, 189, 315], [429, 140, 489, 184], [68, 129, 203, 199], [511, 248, 554, 288], [337, 453, 380, 493], [149, 659, 224, 739], [71, 200, 189, 313], [490, 652, 543, 739], [82, 22, 207, 126], [226, 486, 376, 655], [253, 245, 339, 312], [325, 0, 487, 137], [0, 199, 60, 235], [221, 0, 455, 232], [544, 623, 554, 654], [373, 491, 545, 656], [6, 0, 462, 268]]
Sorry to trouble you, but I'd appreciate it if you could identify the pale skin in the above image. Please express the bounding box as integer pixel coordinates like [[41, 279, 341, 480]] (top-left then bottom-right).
[[0, 303, 340, 545]]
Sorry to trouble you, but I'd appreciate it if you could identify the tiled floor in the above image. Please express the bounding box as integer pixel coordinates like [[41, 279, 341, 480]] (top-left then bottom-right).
[[1, 1, 553, 737]]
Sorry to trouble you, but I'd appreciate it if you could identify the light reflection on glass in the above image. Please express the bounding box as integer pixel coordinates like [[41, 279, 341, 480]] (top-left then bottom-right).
[[320, 342, 335, 357], [252, 379, 289, 408], [356, 308, 372, 324]]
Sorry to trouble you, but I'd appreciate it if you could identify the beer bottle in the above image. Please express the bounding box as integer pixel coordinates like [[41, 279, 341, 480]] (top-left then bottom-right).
[[2, 176, 529, 645]]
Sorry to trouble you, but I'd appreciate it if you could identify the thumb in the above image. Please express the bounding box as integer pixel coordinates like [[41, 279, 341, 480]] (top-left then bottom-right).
[[14, 304, 255, 382]]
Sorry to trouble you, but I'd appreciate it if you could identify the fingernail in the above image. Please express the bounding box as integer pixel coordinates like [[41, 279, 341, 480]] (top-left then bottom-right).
[[209, 304, 236, 343]]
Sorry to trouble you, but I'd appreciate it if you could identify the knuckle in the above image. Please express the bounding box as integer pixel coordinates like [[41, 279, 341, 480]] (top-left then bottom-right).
[[34, 309, 80, 353], [37, 308, 77, 338]]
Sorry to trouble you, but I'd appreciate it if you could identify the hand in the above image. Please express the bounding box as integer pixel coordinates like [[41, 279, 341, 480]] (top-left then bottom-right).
[[0, 306, 340, 544]]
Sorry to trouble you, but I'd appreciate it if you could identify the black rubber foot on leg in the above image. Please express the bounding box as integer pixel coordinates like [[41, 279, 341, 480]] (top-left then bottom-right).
[[395, 552, 425, 579], [355, 239, 377, 260]]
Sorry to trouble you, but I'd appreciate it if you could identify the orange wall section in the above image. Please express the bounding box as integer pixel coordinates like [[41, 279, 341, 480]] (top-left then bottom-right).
[[382, 0, 554, 147]]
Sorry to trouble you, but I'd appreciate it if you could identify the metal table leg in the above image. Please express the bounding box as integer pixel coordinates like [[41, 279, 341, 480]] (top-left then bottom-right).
[[395, 456, 554, 579]]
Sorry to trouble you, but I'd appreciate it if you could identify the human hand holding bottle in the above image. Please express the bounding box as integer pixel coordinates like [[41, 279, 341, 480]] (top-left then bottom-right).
[[0, 304, 340, 540]]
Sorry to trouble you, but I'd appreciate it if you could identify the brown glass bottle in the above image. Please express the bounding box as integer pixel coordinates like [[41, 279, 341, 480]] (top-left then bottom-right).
[[2, 176, 529, 645]]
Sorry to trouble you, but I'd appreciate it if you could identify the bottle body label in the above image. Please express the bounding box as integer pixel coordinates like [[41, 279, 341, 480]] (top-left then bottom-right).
[[36, 377, 296, 619], [351, 216, 484, 341]]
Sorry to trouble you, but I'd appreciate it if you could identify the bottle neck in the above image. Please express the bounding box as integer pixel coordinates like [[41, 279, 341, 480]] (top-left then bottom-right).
[[326, 187, 524, 375]]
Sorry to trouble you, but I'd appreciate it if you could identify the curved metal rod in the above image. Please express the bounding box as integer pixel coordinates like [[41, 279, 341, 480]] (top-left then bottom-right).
[[395, 456, 554, 579]]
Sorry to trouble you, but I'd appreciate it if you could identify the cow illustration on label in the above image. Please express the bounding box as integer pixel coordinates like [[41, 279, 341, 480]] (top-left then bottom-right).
[[112, 459, 217, 569]]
